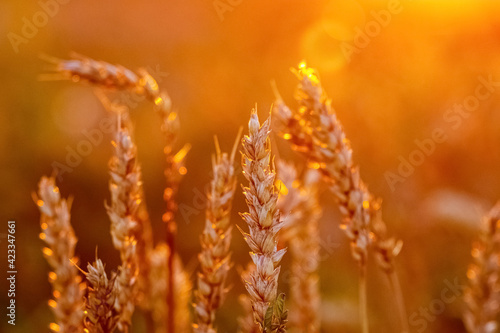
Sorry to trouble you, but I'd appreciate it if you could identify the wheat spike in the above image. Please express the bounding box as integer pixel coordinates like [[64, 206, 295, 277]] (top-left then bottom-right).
[[50, 56, 155, 312], [272, 62, 406, 333], [35, 176, 85, 333], [239, 108, 287, 332], [464, 201, 500, 333], [193, 133, 240, 333], [105, 104, 148, 331], [149, 243, 192, 333], [276, 162, 321, 333], [84, 258, 120, 333]]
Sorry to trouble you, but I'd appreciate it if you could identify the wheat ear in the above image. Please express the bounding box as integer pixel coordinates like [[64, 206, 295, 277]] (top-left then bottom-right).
[[464, 201, 500, 333], [239, 108, 287, 332], [35, 176, 85, 333], [276, 162, 321, 333], [149, 243, 192, 333], [48, 56, 155, 312], [193, 132, 240, 333], [272, 63, 406, 333], [49, 54, 191, 331], [104, 102, 150, 331], [84, 258, 120, 333]]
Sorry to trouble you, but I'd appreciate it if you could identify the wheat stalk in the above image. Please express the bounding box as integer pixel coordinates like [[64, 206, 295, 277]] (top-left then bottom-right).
[[272, 62, 406, 333], [239, 108, 287, 332], [35, 176, 85, 333], [276, 162, 321, 333], [84, 258, 120, 333], [464, 201, 500, 333], [193, 133, 240, 333]]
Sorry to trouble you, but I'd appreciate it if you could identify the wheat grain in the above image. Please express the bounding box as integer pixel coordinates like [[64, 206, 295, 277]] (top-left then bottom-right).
[[272, 62, 406, 333], [238, 264, 261, 333], [464, 201, 500, 333], [239, 108, 287, 332], [36, 176, 85, 333], [193, 133, 240, 333]]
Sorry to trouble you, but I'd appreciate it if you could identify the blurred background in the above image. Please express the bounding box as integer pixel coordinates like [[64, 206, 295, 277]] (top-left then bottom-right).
[[1, 0, 500, 332]]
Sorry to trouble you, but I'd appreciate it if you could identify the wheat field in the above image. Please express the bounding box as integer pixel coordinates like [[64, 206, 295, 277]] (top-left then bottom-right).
[[2, 1, 500, 333]]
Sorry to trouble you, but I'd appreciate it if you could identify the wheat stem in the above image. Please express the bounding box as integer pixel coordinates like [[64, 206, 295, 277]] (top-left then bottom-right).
[[359, 265, 368, 333]]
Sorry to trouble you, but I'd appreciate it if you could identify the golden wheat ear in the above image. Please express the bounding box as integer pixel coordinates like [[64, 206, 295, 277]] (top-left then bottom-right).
[[35, 176, 86, 333], [272, 62, 407, 333], [84, 258, 121, 333], [239, 108, 288, 332], [276, 161, 322, 333], [464, 201, 500, 333], [193, 129, 241, 333]]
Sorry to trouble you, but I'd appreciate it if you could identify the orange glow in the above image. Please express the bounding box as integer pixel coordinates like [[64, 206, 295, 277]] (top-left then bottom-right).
[[48, 299, 57, 308], [49, 323, 60, 332], [37, 200, 44, 207], [467, 269, 476, 280], [48, 272, 57, 282], [174, 143, 191, 163], [276, 179, 288, 196], [362, 200, 370, 209], [43, 247, 53, 257], [41, 222, 48, 230], [39, 233, 46, 240], [167, 112, 177, 122], [179, 166, 187, 175], [155, 96, 163, 105]]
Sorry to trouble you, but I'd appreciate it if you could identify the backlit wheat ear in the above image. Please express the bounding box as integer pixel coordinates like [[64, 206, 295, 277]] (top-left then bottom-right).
[[105, 103, 148, 331], [276, 162, 321, 333], [35, 176, 85, 333], [149, 243, 192, 333], [49, 54, 190, 332], [193, 132, 240, 333], [84, 258, 120, 333], [50, 57, 155, 314], [464, 201, 500, 333], [272, 62, 407, 333], [239, 108, 287, 332]]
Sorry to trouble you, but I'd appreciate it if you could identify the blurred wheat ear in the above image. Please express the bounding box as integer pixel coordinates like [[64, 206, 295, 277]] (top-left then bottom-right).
[[464, 201, 500, 333], [276, 162, 321, 333], [193, 131, 241, 333], [40, 54, 192, 333], [272, 62, 407, 333], [35, 176, 86, 333]]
